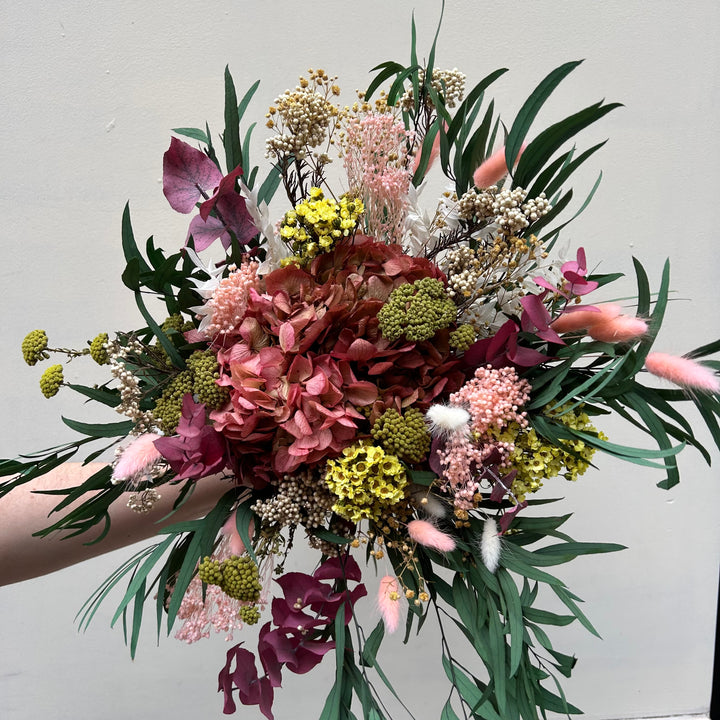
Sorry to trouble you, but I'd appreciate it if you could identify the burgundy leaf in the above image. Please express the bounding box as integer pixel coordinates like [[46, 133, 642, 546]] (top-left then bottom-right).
[[214, 191, 258, 248], [199, 166, 243, 220], [163, 137, 222, 214], [313, 554, 362, 583], [186, 213, 228, 252], [498, 501, 528, 533]]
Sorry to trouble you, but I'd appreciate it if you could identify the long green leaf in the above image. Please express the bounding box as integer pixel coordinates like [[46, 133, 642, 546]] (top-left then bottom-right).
[[223, 66, 242, 171], [66, 383, 121, 408], [505, 61, 583, 171], [133, 290, 186, 368], [360, 620, 385, 667], [166, 489, 236, 630], [497, 568, 525, 677], [237, 78, 260, 123], [61, 417, 133, 438], [513, 101, 620, 189], [523, 607, 576, 627], [552, 585, 600, 637], [364, 61, 406, 102], [121, 203, 151, 275], [235, 499, 258, 563], [171, 127, 210, 144], [111, 535, 176, 626]]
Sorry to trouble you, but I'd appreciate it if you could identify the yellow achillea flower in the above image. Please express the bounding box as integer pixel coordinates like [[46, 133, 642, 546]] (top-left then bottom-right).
[[325, 441, 407, 522], [279, 188, 363, 265], [492, 404, 606, 502]]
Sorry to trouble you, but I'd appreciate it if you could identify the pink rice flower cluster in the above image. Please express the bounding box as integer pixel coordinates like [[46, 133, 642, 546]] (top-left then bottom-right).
[[436, 432, 487, 506], [450, 365, 531, 436], [344, 113, 413, 243], [199, 261, 260, 338], [436, 366, 530, 507]]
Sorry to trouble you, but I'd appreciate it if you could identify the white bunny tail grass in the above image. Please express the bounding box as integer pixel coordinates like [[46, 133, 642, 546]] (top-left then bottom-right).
[[425, 403, 470, 438], [481, 518, 502, 573]]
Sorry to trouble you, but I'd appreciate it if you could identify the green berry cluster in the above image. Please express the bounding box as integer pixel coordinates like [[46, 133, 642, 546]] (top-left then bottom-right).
[[187, 350, 230, 410], [449, 324, 477, 351], [89, 333, 109, 365], [39, 364, 64, 398], [21, 329, 49, 366], [161, 314, 192, 334], [153, 315, 195, 368], [238, 605, 261, 625], [152, 350, 228, 433], [153, 370, 194, 433], [371, 408, 430, 463], [198, 555, 262, 602], [377, 277, 456, 342], [197, 556, 224, 585]]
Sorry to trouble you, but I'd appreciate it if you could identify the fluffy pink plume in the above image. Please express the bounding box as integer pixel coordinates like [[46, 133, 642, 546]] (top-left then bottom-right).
[[550, 303, 621, 333], [588, 315, 647, 343], [645, 352, 720, 393], [407, 519, 456, 553], [377, 575, 401, 634], [112, 433, 162, 483], [472, 143, 526, 189]]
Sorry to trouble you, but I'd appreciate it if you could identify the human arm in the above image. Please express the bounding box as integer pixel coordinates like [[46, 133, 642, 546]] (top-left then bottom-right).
[[0, 463, 231, 586]]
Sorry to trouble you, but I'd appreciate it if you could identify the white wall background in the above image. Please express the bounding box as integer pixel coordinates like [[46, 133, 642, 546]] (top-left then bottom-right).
[[1, 1, 719, 719]]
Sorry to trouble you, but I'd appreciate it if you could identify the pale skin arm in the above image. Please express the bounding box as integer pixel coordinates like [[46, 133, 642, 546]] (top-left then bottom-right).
[[0, 463, 232, 587]]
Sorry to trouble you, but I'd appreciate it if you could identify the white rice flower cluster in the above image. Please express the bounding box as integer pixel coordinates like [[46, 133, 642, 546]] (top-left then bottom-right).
[[492, 188, 550, 235], [456, 187, 497, 221], [107, 338, 156, 433], [401, 67, 466, 110], [265, 74, 338, 160], [444, 245, 485, 300]]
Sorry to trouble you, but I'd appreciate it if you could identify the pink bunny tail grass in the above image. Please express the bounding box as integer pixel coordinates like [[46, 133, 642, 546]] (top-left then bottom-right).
[[472, 143, 526, 189], [377, 575, 401, 634], [407, 519, 456, 553], [112, 433, 162, 484], [221, 510, 253, 557], [588, 315, 648, 343], [550, 303, 622, 334], [645, 352, 720, 393]]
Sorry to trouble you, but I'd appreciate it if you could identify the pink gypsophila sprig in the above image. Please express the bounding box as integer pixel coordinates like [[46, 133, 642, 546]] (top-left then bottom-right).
[[344, 112, 413, 243]]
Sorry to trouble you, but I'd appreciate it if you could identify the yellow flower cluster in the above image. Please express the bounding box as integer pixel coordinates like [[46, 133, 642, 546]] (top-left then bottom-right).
[[491, 404, 606, 502], [280, 188, 363, 265], [325, 441, 408, 523]]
